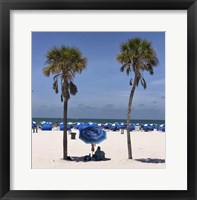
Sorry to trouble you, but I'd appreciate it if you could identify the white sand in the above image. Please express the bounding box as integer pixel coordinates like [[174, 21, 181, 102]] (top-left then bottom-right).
[[32, 129, 165, 169]]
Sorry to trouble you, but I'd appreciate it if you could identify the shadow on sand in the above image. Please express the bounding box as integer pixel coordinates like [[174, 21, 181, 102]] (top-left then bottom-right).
[[69, 156, 87, 162], [61, 156, 111, 162], [135, 158, 165, 164], [60, 156, 85, 162]]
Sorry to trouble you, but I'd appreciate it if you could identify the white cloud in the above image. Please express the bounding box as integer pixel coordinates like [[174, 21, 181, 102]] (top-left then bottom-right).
[[150, 78, 165, 86]]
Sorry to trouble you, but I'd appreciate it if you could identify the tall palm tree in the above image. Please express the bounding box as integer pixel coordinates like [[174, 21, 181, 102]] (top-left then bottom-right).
[[116, 38, 158, 159], [43, 46, 87, 160]]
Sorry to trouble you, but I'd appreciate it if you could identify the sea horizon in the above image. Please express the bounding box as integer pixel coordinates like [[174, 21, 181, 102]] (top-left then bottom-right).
[[32, 117, 165, 125]]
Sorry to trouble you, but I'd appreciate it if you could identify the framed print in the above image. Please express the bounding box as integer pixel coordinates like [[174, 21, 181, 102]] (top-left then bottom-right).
[[0, 0, 197, 199]]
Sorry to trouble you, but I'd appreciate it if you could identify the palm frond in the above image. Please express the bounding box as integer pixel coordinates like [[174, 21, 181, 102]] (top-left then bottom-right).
[[61, 94, 64, 102], [53, 73, 61, 81], [129, 79, 132, 86], [53, 79, 58, 90], [43, 66, 51, 77], [74, 58, 88, 73], [55, 86, 58, 94], [120, 65, 125, 72], [43, 45, 87, 102], [69, 81, 78, 96], [126, 67, 131, 76], [141, 77, 147, 89], [116, 37, 159, 85]]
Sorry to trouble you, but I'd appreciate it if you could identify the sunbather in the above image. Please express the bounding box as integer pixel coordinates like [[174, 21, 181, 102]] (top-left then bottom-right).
[[94, 146, 105, 161]]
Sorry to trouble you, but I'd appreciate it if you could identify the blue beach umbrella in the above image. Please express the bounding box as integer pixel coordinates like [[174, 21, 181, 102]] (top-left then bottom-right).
[[143, 124, 149, 131], [32, 121, 37, 129], [98, 123, 102, 127], [148, 124, 154, 131], [79, 126, 106, 144], [120, 122, 126, 129], [103, 123, 111, 129], [110, 123, 117, 131], [41, 122, 52, 131], [130, 123, 135, 131], [74, 122, 81, 129], [158, 124, 165, 132], [59, 122, 71, 131]]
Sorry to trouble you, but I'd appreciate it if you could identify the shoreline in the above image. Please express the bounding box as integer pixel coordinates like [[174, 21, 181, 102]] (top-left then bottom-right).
[[32, 118, 165, 124]]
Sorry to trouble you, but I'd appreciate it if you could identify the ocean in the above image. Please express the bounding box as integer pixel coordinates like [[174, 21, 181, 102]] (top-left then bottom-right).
[[32, 118, 165, 125]]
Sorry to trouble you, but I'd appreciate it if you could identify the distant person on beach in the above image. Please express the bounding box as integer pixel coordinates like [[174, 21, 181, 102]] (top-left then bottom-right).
[[94, 146, 105, 161], [32, 123, 38, 133]]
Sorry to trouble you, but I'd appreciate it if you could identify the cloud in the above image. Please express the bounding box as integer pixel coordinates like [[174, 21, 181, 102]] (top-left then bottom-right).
[[33, 101, 165, 120], [33, 89, 165, 119], [78, 103, 85, 106], [119, 90, 130, 97], [102, 104, 115, 109], [68, 103, 127, 119], [67, 101, 165, 120], [40, 105, 47, 108], [150, 78, 165, 86], [32, 104, 63, 118]]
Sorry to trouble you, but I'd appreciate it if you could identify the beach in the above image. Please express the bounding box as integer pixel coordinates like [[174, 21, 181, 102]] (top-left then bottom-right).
[[32, 129, 165, 169]]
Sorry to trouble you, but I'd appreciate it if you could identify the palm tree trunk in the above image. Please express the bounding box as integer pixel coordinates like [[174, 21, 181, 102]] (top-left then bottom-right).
[[63, 80, 68, 160], [126, 75, 138, 159], [63, 99, 68, 159]]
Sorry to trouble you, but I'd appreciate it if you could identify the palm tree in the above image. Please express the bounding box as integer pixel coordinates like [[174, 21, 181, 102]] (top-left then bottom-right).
[[43, 46, 87, 160], [116, 38, 158, 159]]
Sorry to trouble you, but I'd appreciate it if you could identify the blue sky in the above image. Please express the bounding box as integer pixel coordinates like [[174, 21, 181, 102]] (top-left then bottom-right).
[[32, 32, 165, 120]]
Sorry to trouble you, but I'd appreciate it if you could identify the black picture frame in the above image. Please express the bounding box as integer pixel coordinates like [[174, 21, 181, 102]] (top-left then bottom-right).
[[0, 0, 197, 199]]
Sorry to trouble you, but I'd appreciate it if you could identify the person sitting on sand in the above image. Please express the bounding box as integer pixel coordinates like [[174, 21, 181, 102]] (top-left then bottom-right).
[[94, 146, 105, 161]]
